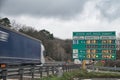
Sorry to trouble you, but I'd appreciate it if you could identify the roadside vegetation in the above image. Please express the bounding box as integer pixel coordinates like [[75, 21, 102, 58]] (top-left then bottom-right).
[[39, 69, 120, 80]]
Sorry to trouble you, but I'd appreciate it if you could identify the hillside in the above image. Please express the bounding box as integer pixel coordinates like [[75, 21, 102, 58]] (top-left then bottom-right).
[[0, 17, 72, 61]]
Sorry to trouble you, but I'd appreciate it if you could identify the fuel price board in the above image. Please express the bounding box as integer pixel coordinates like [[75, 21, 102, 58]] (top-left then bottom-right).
[[72, 32, 116, 60]]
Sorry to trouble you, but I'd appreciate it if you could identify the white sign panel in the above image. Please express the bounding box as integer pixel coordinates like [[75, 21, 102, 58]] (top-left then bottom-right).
[[73, 53, 78, 58]]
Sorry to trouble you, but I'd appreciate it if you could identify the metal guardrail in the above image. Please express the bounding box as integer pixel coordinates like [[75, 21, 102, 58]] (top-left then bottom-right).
[[0, 63, 81, 80], [87, 65, 120, 71], [95, 66, 120, 71]]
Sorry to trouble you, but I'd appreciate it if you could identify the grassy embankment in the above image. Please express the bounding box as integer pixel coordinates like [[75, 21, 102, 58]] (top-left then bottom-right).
[[38, 69, 120, 80]]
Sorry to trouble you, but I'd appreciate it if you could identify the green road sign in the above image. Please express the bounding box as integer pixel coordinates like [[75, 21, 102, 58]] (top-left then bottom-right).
[[72, 31, 116, 60]]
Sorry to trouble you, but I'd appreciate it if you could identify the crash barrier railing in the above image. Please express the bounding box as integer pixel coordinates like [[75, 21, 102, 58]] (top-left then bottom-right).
[[95, 66, 120, 71], [87, 65, 120, 71], [0, 63, 81, 80]]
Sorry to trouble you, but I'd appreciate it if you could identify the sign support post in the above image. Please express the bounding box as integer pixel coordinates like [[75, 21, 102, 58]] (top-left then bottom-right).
[[82, 60, 86, 69]]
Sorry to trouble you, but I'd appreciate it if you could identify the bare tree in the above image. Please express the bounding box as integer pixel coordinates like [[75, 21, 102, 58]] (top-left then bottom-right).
[[10, 20, 22, 31]]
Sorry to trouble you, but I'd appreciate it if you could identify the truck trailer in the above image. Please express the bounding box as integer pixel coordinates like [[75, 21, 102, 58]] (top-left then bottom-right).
[[0, 24, 45, 66]]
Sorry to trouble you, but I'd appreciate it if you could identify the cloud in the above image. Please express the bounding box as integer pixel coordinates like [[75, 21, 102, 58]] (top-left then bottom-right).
[[0, 0, 87, 19], [0, 0, 5, 13], [96, 0, 120, 21], [1, 0, 120, 39]]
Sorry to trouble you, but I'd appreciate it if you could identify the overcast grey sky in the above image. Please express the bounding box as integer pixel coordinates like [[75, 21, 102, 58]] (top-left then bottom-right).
[[0, 0, 120, 39]]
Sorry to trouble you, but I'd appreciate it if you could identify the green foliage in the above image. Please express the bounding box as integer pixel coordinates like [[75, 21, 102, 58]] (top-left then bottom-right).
[[39, 69, 120, 80], [40, 29, 54, 40], [0, 17, 11, 27], [95, 61, 104, 66], [2, 18, 11, 25]]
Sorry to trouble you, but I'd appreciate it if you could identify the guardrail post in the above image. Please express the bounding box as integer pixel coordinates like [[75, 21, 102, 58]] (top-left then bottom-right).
[[63, 65, 66, 72], [39, 67, 42, 78], [1, 68, 7, 80], [31, 65, 35, 80], [72, 65, 74, 70], [52, 66, 54, 75], [70, 65, 71, 71], [19, 66, 24, 80], [46, 66, 49, 76], [65, 65, 67, 72], [68, 65, 70, 72], [62, 65, 64, 72], [67, 65, 69, 72], [74, 65, 76, 70], [114, 65, 116, 71]]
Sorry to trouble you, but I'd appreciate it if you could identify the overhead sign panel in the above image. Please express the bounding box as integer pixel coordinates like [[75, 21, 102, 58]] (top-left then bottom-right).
[[72, 31, 116, 60]]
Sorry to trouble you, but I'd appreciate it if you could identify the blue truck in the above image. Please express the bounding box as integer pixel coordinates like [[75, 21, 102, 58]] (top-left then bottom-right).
[[0, 24, 45, 66]]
